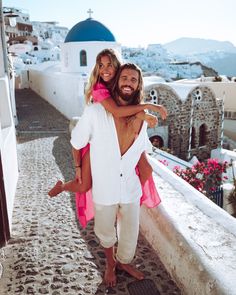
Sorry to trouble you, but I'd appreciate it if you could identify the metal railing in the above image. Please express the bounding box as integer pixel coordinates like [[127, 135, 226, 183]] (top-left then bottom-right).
[[208, 187, 223, 208]]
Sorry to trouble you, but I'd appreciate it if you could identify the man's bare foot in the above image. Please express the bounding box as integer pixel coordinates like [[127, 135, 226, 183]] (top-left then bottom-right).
[[48, 181, 63, 197], [104, 262, 116, 287], [117, 262, 144, 280]]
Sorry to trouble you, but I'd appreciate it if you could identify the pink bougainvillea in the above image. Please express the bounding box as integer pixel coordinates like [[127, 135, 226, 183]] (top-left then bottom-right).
[[172, 159, 228, 195]]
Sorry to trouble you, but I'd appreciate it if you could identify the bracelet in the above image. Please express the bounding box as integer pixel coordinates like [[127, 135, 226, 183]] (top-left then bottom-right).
[[75, 165, 81, 168]]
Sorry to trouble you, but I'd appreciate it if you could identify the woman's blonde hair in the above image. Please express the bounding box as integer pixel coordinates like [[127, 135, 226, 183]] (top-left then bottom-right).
[[85, 48, 122, 104]]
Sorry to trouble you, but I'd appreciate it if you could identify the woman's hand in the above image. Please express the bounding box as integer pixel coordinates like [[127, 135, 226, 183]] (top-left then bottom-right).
[[144, 113, 158, 128], [136, 111, 158, 128], [145, 104, 167, 120]]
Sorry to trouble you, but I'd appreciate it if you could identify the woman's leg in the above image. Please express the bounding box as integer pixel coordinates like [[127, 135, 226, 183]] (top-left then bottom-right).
[[63, 150, 92, 193], [48, 150, 92, 197], [137, 152, 153, 185]]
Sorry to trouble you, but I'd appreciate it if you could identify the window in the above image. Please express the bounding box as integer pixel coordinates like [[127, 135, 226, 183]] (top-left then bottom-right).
[[199, 124, 207, 146], [80, 50, 87, 67], [149, 89, 158, 104], [192, 88, 202, 103], [150, 135, 164, 148]]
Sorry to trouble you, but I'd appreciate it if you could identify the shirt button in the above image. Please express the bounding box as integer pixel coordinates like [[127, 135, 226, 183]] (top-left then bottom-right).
[[120, 173, 123, 177]]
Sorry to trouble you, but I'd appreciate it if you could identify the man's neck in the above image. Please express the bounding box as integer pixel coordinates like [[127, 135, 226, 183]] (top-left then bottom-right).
[[113, 96, 131, 123], [116, 95, 129, 106]]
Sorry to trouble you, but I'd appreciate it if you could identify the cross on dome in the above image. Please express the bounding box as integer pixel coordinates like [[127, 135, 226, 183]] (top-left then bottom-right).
[[87, 8, 93, 18]]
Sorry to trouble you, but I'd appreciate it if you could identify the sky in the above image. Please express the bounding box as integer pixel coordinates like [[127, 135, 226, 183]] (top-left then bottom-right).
[[3, 0, 236, 48]]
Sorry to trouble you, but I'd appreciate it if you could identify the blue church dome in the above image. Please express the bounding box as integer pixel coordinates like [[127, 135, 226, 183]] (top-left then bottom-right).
[[65, 18, 116, 43]]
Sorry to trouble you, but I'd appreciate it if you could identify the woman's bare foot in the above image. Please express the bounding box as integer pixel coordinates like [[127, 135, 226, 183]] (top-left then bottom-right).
[[104, 262, 116, 287], [117, 262, 144, 280], [48, 181, 63, 197]]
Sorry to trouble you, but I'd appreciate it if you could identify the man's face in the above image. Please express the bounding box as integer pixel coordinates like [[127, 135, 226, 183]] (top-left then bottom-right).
[[117, 68, 139, 104]]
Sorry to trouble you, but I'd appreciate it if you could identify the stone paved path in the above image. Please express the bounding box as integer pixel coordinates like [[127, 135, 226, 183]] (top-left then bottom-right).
[[0, 89, 181, 295]]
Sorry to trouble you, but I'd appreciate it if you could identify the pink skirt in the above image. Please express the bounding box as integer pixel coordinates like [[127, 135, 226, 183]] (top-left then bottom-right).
[[75, 144, 161, 228]]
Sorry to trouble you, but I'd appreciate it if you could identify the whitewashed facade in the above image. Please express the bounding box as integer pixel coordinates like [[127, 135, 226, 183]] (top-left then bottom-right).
[[0, 8, 18, 245]]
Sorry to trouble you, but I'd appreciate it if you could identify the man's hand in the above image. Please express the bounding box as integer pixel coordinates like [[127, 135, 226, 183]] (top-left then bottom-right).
[[146, 104, 167, 120], [75, 167, 82, 184], [144, 113, 158, 128]]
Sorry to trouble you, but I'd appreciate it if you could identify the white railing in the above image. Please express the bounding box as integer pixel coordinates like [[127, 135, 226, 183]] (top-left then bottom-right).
[[140, 156, 236, 295]]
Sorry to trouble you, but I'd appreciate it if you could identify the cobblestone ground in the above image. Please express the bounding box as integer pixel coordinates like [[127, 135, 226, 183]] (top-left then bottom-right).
[[0, 89, 181, 295]]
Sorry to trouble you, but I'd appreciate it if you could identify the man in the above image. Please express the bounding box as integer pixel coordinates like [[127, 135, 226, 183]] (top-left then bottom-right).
[[71, 63, 154, 287]]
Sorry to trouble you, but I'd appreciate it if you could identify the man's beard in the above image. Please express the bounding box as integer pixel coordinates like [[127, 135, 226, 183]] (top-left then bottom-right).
[[117, 86, 139, 105]]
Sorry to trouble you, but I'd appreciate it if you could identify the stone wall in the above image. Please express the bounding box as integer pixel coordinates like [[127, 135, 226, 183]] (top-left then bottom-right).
[[144, 84, 222, 161]]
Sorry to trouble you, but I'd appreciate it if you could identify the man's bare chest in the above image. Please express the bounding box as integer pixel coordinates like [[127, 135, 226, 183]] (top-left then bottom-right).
[[114, 118, 142, 156]]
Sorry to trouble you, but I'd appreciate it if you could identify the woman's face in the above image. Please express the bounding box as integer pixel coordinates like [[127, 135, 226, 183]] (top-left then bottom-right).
[[98, 55, 116, 82]]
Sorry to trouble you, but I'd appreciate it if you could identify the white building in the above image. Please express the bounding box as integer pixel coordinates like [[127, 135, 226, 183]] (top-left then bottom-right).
[[0, 17, 18, 246], [61, 16, 121, 74], [3, 7, 33, 43], [32, 21, 68, 42], [29, 15, 121, 119]]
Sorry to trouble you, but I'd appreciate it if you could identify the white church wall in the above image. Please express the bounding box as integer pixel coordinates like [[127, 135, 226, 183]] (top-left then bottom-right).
[[61, 41, 121, 74], [29, 69, 87, 119]]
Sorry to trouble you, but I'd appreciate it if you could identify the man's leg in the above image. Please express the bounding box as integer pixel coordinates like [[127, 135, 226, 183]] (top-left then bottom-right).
[[116, 201, 144, 280], [94, 204, 118, 287]]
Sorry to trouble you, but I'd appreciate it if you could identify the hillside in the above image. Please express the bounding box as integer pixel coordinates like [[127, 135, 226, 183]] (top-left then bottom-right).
[[163, 37, 236, 55], [163, 38, 236, 76]]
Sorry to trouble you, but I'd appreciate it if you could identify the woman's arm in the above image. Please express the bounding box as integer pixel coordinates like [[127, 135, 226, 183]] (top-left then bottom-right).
[[100, 97, 146, 117], [93, 83, 167, 119], [145, 103, 167, 120], [100, 97, 167, 120], [136, 111, 158, 128]]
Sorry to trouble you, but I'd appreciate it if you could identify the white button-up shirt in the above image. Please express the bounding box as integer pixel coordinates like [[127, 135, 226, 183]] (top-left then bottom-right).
[[70, 104, 152, 206]]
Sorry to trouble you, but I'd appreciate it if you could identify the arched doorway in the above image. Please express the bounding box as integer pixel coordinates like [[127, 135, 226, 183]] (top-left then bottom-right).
[[150, 135, 164, 148]]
